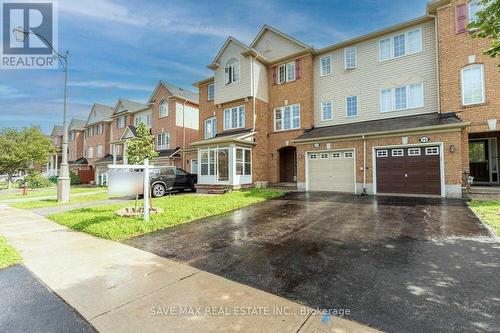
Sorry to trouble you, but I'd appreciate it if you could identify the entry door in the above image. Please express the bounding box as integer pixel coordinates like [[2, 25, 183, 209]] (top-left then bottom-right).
[[376, 146, 441, 196], [279, 148, 296, 182], [469, 140, 489, 182]]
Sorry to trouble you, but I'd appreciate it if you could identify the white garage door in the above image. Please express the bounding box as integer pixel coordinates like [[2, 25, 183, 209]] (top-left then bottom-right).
[[308, 150, 355, 193]]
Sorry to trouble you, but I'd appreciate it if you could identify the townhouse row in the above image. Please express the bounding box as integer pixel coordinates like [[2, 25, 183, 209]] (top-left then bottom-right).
[[50, 0, 499, 197]]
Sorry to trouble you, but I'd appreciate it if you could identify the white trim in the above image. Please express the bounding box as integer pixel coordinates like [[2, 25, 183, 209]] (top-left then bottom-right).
[[408, 147, 421, 156], [391, 148, 404, 156], [223, 105, 245, 130], [274, 103, 301, 131], [305, 148, 356, 194], [380, 83, 424, 113], [378, 27, 423, 62], [345, 95, 359, 118], [461, 64, 485, 106], [320, 55, 332, 77], [320, 152, 329, 159], [159, 100, 168, 118], [207, 83, 215, 101], [321, 100, 333, 121], [372, 142, 445, 197], [344, 47, 357, 69]]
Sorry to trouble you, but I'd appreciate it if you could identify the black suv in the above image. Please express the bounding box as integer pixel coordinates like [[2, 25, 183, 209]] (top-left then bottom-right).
[[150, 167, 197, 197]]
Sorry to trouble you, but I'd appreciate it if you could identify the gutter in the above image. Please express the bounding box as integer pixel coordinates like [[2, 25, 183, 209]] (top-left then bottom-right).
[[251, 56, 257, 131], [292, 122, 470, 144]]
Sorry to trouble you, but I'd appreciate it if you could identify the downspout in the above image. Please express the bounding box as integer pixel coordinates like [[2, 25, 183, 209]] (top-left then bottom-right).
[[428, 12, 441, 114], [182, 99, 188, 168], [362, 135, 367, 195], [251, 56, 256, 131]]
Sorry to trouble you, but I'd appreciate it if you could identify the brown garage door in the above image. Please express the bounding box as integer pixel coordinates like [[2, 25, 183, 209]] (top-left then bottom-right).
[[375, 146, 441, 196]]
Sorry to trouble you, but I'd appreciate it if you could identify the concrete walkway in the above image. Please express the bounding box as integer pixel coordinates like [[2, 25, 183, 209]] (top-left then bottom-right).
[[0, 204, 379, 333]]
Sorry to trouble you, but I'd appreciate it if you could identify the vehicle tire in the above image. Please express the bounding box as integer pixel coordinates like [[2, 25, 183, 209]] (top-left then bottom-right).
[[190, 181, 196, 192], [152, 183, 166, 198]]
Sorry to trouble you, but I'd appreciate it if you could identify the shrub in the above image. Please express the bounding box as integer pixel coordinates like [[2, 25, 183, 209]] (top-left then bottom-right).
[[25, 173, 51, 189], [70, 170, 80, 185], [48, 176, 58, 184]]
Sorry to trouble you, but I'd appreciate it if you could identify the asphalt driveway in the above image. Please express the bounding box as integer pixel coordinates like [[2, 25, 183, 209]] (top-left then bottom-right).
[[126, 192, 500, 333]]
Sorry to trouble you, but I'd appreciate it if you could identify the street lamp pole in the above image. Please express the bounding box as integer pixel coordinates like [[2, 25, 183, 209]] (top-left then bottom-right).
[[13, 27, 71, 202]]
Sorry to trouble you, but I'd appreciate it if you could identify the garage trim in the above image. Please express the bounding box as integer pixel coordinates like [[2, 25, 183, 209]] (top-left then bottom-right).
[[371, 142, 445, 197], [305, 148, 357, 194]]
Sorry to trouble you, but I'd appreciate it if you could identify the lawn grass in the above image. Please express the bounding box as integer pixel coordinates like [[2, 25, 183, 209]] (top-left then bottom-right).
[[11, 192, 111, 210], [0, 185, 106, 200], [468, 200, 500, 236], [49, 189, 284, 241], [0, 236, 21, 269]]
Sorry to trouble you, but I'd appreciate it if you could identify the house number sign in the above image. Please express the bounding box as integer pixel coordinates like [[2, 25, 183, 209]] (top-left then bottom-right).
[[420, 136, 430, 143]]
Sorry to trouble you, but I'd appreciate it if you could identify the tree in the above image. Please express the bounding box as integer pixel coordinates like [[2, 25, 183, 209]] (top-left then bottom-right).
[[0, 127, 55, 189], [468, 0, 500, 60], [126, 122, 158, 164]]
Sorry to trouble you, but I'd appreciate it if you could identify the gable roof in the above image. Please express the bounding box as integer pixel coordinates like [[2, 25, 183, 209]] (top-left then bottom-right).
[[148, 81, 199, 105], [51, 125, 63, 137], [119, 125, 137, 140], [68, 118, 87, 131], [86, 103, 114, 126], [113, 99, 150, 116], [209, 37, 251, 68], [250, 25, 310, 50]]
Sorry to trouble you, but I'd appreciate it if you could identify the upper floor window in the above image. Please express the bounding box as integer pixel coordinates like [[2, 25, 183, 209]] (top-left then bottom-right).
[[346, 96, 359, 117], [96, 124, 103, 135], [207, 83, 214, 101], [461, 64, 484, 105], [344, 47, 357, 69], [87, 146, 93, 159], [380, 83, 423, 112], [69, 132, 75, 141], [96, 145, 103, 158], [379, 28, 422, 62], [278, 61, 296, 84], [87, 127, 93, 137], [469, 1, 484, 23], [204, 117, 217, 139], [159, 100, 168, 118], [225, 58, 240, 85], [321, 101, 333, 121], [117, 115, 127, 128], [320, 55, 332, 76], [157, 132, 170, 150], [274, 104, 300, 131], [223, 106, 245, 130]]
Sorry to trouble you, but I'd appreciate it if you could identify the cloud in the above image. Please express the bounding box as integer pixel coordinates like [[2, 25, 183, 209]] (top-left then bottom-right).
[[68, 80, 152, 91], [0, 85, 28, 99]]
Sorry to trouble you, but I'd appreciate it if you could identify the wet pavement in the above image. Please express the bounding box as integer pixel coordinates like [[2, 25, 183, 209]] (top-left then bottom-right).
[[0, 264, 96, 333], [126, 192, 500, 333]]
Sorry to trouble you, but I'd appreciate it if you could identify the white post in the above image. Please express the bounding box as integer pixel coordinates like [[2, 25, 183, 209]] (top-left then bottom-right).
[[55, 154, 59, 176], [123, 142, 128, 164], [143, 158, 150, 221], [112, 144, 117, 165]]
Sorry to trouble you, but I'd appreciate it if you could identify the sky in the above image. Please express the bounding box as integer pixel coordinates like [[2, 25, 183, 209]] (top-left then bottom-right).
[[0, 0, 429, 134]]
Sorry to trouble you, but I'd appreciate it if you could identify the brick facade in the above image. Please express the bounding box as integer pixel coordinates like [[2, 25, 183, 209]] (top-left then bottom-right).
[[68, 130, 84, 162], [84, 122, 111, 166]]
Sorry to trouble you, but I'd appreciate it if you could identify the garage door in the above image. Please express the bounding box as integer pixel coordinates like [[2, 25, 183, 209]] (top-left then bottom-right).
[[308, 150, 355, 192], [375, 146, 441, 196]]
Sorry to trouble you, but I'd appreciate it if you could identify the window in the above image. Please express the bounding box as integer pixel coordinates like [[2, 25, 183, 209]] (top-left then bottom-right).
[[223, 106, 245, 130], [379, 28, 422, 62], [96, 124, 103, 135], [236, 148, 252, 176], [321, 101, 333, 121], [309, 154, 318, 160], [274, 104, 300, 131], [344, 151, 353, 158], [408, 148, 421, 156], [320, 153, 329, 159], [204, 117, 217, 139], [344, 47, 357, 69], [380, 83, 423, 112], [392, 149, 404, 157], [200, 149, 216, 176], [425, 147, 439, 155], [461, 64, 484, 105], [117, 115, 127, 128], [157, 132, 170, 150], [146, 114, 151, 127], [332, 152, 341, 158], [225, 58, 240, 84], [469, 142, 486, 162], [96, 145, 103, 158], [207, 83, 214, 101], [69, 132, 75, 141], [346, 96, 358, 118], [159, 100, 168, 117], [320, 55, 332, 76], [87, 146, 93, 159], [376, 150, 388, 157], [87, 127, 93, 137], [469, 1, 484, 23], [278, 61, 296, 84]]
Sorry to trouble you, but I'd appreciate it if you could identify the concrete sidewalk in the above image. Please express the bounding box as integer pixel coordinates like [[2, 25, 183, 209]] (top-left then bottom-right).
[[0, 204, 380, 333]]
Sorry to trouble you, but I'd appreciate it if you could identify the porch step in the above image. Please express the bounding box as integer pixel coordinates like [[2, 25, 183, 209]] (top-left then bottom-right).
[[468, 186, 500, 200], [270, 182, 298, 191]]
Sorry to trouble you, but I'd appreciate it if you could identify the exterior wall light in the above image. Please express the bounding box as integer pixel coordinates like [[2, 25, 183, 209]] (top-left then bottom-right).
[[450, 144, 456, 152]]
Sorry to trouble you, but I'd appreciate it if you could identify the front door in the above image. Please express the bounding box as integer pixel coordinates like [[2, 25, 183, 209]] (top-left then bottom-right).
[[279, 147, 296, 183], [469, 140, 489, 182]]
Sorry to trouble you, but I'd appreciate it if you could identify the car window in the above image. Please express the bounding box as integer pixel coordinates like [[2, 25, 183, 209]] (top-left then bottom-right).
[[175, 169, 187, 176], [160, 167, 175, 176]]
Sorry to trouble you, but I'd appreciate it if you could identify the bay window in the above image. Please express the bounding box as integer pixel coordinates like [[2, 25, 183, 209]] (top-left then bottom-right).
[[200, 149, 216, 176], [223, 106, 245, 130], [236, 148, 251, 176], [274, 104, 300, 131]]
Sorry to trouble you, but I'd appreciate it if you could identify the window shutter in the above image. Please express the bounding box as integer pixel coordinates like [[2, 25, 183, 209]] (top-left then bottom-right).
[[295, 59, 301, 80], [272, 66, 277, 85], [455, 4, 468, 33]]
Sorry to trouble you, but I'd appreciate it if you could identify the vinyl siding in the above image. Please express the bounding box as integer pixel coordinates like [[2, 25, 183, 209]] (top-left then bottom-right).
[[253, 59, 269, 103], [214, 41, 252, 105], [253, 30, 305, 62], [313, 19, 438, 127], [175, 103, 199, 130]]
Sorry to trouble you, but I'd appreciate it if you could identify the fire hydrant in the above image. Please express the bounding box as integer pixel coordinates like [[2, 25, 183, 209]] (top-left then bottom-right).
[[22, 183, 29, 195]]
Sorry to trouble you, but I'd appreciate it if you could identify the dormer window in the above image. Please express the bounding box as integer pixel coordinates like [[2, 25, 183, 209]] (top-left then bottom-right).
[[225, 58, 240, 85]]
